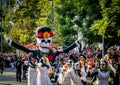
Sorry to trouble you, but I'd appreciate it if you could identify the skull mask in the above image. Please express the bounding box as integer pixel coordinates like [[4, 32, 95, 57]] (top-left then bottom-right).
[[36, 26, 54, 54], [99, 59, 107, 71]]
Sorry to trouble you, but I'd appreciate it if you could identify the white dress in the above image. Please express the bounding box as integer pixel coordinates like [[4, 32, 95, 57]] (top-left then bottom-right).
[[36, 66, 52, 85], [27, 67, 37, 85], [61, 68, 83, 85], [96, 69, 111, 85], [80, 66, 87, 82], [68, 68, 83, 85]]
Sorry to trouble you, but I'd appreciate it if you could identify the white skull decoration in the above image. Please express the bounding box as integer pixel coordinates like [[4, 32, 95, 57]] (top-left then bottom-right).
[[35, 26, 54, 53]]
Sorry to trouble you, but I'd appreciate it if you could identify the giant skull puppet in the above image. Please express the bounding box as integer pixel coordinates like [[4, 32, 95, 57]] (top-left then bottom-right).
[[4, 26, 82, 67], [35, 26, 54, 54]]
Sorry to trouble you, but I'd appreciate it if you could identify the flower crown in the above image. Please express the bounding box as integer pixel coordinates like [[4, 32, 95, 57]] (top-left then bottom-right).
[[37, 31, 54, 38]]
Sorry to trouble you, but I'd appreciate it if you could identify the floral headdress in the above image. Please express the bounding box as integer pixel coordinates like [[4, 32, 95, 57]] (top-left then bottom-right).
[[36, 26, 54, 38], [38, 31, 54, 38]]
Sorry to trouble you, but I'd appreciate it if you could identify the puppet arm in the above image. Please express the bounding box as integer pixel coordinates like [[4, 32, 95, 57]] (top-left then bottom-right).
[[4, 34, 32, 54], [63, 39, 82, 53], [55, 38, 82, 56]]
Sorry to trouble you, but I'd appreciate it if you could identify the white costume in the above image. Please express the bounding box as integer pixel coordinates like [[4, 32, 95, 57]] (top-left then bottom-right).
[[80, 66, 87, 83], [59, 67, 83, 85], [36, 65, 52, 85], [57, 72, 64, 84], [67, 68, 83, 85], [27, 66, 37, 85]]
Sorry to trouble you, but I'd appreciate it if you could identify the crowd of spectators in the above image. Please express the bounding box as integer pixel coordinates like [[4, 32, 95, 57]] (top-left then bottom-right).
[[0, 45, 119, 85]]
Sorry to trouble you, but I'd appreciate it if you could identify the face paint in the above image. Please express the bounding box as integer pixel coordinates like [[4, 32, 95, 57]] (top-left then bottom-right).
[[100, 60, 107, 71]]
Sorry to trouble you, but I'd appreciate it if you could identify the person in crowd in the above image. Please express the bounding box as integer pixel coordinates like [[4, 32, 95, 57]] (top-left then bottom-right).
[[78, 55, 87, 85], [22, 55, 29, 80], [10, 56, 15, 70], [57, 60, 83, 85], [0, 54, 5, 74], [113, 56, 120, 85], [54, 68, 60, 83], [6, 56, 11, 67], [36, 56, 52, 85], [87, 59, 115, 85], [27, 57, 37, 85], [15, 57, 23, 82]]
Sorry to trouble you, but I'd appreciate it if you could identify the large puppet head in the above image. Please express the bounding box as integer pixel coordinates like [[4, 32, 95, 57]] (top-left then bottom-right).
[[35, 26, 54, 54]]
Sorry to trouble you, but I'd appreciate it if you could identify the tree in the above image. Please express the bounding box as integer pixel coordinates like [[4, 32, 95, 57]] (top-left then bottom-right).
[[2, 0, 53, 52], [54, 0, 80, 46], [91, 0, 120, 47]]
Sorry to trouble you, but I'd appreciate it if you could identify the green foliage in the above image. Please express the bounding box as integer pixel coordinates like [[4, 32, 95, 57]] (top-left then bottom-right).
[[90, 17, 109, 36], [73, 0, 102, 44], [2, 0, 120, 52], [91, 0, 120, 46], [2, 0, 54, 52], [54, 0, 80, 46]]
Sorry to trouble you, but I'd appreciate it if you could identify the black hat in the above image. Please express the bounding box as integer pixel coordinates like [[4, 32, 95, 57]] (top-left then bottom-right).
[[35, 26, 54, 38]]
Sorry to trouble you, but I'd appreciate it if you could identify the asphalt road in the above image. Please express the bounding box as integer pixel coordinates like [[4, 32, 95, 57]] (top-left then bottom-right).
[[0, 68, 27, 85], [0, 67, 93, 85], [0, 68, 57, 85]]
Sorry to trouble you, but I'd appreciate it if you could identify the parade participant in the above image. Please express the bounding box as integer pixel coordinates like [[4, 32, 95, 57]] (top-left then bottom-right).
[[78, 55, 87, 85], [22, 53, 29, 80], [27, 56, 37, 85], [4, 26, 82, 72], [57, 67, 64, 85], [58, 60, 83, 85], [87, 59, 115, 85], [36, 57, 52, 85], [65, 60, 83, 85]]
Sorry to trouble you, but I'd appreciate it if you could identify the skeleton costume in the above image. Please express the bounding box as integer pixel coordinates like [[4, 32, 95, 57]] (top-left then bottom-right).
[[4, 26, 82, 84], [58, 60, 83, 85], [87, 59, 115, 85]]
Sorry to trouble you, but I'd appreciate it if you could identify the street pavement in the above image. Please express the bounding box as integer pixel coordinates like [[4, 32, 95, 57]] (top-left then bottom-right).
[[0, 68, 27, 85], [0, 67, 93, 85]]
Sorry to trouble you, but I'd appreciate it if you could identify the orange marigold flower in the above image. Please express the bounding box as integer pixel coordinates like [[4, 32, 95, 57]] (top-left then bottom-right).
[[43, 32, 50, 38]]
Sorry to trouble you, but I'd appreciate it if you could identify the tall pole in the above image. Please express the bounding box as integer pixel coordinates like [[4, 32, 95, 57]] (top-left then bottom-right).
[[102, 35, 104, 57], [51, 0, 54, 28], [0, 0, 2, 53]]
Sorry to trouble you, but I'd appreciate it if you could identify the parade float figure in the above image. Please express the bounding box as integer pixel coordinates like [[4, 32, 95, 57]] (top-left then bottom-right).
[[87, 59, 115, 85], [4, 26, 82, 84]]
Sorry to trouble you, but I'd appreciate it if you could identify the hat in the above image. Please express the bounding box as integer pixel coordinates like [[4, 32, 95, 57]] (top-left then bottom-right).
[[35, 26, 54, 38]]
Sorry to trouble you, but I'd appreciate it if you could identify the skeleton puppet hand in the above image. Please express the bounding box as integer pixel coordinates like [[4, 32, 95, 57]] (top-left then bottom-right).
[[75, 37, 82, 48], [4, 34, 12, 46]]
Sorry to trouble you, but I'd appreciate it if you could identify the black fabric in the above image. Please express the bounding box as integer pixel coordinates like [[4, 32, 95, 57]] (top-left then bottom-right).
[[63, 42, 77, 53], [11, 41, 32, 54]]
